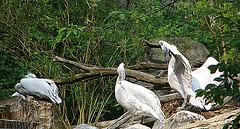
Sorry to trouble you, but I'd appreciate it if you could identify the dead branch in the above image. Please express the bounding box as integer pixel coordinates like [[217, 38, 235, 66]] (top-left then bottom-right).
[[53, 56, 169, 87], [127, 61, 168, 70]]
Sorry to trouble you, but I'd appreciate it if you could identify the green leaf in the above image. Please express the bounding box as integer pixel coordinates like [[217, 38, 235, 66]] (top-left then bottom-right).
[[63, 30, 72, 40], [56, 32, 64, 43], [78, 26, 87, 32], [200, 10, 217, 16], [208, 65, 219, 73], [92, 27, 103, 32], [109, 11, 120, 17], [196, 89, 206, 97], [218, 97, 223, 105], [230, 38, 240, 46], [119, 14, 125, 20], [205, 84, 216, 90], [216, 86, 223, 95], [219, 63, 225, 72], [214, 77, 223, 82], [213, 95, 223, 105], [88, 32, 94, 38], [205, 91, 212, 98], [223, 37, 231, 42], [58, 27, 66, 33], [72, 29, 78, 35], [223, 123, 230, 129]]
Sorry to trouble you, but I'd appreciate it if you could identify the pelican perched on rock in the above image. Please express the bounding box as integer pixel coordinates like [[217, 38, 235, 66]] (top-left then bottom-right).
[[13, 73, 62, 104], [115, 63, 165, 125], [159, 41, 222, 110]]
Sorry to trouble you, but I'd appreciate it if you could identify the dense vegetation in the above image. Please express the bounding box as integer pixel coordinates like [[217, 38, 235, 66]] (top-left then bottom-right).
[[1, 0, 239, 128]]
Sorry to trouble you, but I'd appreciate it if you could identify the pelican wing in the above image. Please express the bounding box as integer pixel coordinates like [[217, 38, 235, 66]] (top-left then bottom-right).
[[159, 41, 193, 97], [192, 57, 222, 91], [190, 57, 222, 110], [20, 78, 62, 104], [159, 41, 191, 74], [120, 80, 165, 123], [42, 79, 62, 104]]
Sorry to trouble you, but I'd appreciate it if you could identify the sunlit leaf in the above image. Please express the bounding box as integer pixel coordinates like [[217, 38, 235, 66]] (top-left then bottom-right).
[[56, 32, 64, 43], [78, 26, 87, 31], [119, 14, 125, 20], [58, 27, 66, 33], [72, 29, 78, 35]]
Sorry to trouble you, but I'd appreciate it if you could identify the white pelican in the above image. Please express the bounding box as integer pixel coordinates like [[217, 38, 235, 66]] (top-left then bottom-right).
[[115, 63, 165, 125], [159, 41, 222, 110], [159, 41, 195, 110], [14, 73, 62, 104]]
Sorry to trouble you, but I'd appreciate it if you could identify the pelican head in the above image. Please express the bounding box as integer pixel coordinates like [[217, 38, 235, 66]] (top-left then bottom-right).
[[117, 63, 125, 83], [15, 83, 23, 93], [159, 41, 177, 58]]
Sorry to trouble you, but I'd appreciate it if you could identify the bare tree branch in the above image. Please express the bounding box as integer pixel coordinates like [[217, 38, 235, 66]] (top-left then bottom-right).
[[53, 56, 168, 87], [127, 61, 168, 70]]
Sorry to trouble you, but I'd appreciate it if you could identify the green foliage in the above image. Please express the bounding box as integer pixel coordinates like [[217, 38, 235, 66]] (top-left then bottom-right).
[[0, 48, 28, 102], [200, 62, 240, 104]]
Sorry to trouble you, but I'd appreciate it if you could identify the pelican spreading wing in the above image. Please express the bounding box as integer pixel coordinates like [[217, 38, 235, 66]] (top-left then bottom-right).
[[191, 57, 222, 91], [159, 41, 195, 110], [190, 57, 223, 110], [159, 41, 223, 110], [115, 63, 165, 125], [14, 73, 62, 104]]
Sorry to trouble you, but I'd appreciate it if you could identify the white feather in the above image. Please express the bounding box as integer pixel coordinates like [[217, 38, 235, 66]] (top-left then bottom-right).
[[115, 63, 165, 124]]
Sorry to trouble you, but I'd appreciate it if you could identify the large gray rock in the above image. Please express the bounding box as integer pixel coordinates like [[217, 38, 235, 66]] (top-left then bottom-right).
[[152, 111, 206, 129], [146, 37, 210, 63], [163, 110, 206, 129]]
